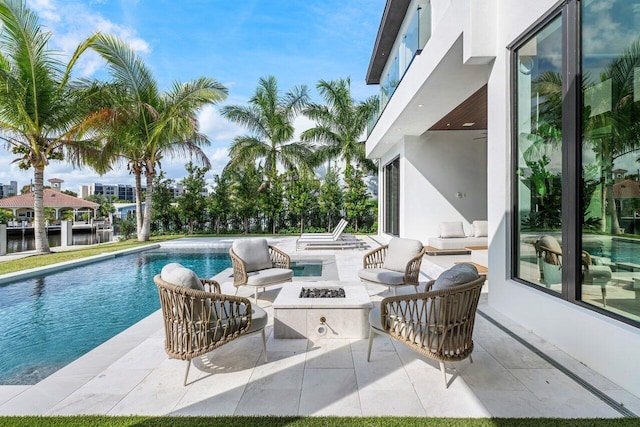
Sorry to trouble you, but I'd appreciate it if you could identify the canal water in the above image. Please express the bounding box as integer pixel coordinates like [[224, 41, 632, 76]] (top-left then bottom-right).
[[6, 231, 111, 253]]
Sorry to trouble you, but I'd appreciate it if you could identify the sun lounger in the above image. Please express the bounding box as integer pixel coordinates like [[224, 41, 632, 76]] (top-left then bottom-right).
[[300, 219, 347, 239], [296, 221, 362, 249]]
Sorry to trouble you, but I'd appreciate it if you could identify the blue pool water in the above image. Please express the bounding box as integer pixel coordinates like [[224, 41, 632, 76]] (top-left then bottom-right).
[[0, 248, 231, 385], [0, 249, 324, 385]]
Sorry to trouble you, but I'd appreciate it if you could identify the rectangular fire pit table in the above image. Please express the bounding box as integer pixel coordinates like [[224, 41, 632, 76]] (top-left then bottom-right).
[[273, 282, 373, 339]]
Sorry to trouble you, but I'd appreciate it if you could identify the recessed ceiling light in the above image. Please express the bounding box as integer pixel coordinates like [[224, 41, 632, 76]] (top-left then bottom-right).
[[462, 122, 475, 127], [446, 123, 451, 127], [417, 104, 424, 107]]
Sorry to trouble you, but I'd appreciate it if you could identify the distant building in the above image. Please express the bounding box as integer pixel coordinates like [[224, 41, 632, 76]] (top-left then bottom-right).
[[81, 181, 183, 202], [172, 183, 185, 198], [0, 181, 18, 199], [48, 178, 64, 190], [81, 183, 140, 202], [0, 188, 99, 221]]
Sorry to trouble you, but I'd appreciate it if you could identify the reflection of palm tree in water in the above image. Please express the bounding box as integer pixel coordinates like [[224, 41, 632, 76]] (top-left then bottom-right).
[[32, 277, 46, 299]]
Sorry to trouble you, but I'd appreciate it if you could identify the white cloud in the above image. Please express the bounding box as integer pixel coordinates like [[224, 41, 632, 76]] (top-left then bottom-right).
[[197, 105, 244, 142], [26, 0, 150, 77]]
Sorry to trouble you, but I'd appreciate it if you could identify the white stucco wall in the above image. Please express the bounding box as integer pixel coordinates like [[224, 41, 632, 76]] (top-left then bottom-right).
[[368, 0, 640, 397], [487, 0, 640, 396]]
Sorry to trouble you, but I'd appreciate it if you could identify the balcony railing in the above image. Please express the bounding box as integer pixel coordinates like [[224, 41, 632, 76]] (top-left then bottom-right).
[[367, 3, 431, 137]]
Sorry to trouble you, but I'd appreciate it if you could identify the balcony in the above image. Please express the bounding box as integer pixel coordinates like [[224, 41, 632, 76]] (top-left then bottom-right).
[[367, 3, 431, 136]]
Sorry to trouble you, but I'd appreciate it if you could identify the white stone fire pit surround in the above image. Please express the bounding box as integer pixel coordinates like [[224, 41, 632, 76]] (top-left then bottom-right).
[[273, 282, 373, 339]]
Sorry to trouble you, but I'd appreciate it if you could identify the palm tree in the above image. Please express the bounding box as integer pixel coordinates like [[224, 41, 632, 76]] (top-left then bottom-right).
[[221, 76, 312, 177], [301, 78, 378, 175], [88, 34, 227, 241], [221, 75, 313, 232], [583, 39, 640, 234], [0, 0, 101, 254]]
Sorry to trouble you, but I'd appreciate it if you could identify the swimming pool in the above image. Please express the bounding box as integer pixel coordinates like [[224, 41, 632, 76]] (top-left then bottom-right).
[[0, 248, 324, 385]]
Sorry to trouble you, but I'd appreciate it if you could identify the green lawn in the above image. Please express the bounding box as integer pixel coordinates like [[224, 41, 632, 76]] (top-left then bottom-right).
[[0, 417, 636, 427], [0, 235, 182, 276]]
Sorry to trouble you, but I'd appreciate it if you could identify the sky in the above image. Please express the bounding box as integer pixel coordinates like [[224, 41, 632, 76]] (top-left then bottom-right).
[[0, 0, 386, 194]]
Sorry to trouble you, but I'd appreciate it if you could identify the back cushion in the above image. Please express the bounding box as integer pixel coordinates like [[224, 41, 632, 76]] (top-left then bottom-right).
[[439, 222, 466, 238], [471, 220, 488, 237], [232, 238, 273, 272], [383, 237, 424, 272], [161, 263, 204, 292], [432, 263, 479, 291]]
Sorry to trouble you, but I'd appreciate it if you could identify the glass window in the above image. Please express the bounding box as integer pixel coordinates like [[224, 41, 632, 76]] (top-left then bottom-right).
[[581, 0, 640, 322], [384, 158, 400, 236], [514, 16, 563, 291]]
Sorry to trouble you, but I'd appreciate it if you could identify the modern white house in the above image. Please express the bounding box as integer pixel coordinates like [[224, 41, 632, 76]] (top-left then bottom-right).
[[365, 0, 640, 395]]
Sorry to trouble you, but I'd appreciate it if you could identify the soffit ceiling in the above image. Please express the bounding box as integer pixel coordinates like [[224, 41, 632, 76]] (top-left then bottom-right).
[[429, 85, 487, 131]]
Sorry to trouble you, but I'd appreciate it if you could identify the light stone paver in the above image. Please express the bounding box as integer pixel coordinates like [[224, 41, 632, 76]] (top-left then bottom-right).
[[0, 235, 636, 418]]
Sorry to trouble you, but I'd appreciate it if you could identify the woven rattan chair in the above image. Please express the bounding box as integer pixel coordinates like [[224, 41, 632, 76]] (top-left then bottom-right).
[[534, 235, 611, 305], [229, 238, 293, 303], [154, 271, 268, 386], [358, 237, 425, 295], [367, 268, 485, 388]]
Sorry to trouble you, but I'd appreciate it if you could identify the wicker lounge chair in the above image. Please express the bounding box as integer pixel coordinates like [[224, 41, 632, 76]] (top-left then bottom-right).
[[534, 235, 611, 305], [230, 238, 293, 302], [367, 263, 485, 388], [154, 263, 268, 386], [358, 237, 425, 295]]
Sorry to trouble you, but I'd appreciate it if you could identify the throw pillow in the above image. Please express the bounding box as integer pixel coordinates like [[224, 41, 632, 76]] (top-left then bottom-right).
[[382, 237, 424, 272], [472, 220, 488, 237], [161, 263, 204, 292], [232, 238, 273, 272], [439, 221, 465, 238], [432, 263, 479, 291]]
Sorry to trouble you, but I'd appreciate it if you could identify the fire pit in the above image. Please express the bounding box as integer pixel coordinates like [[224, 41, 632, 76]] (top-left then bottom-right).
[[273, 282, 372, 339], [299, 287, 345, 298]]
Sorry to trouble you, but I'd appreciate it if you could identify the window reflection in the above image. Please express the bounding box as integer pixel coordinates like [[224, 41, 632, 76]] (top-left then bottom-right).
[[514, 16, 563, 291], [581, 0, 640, 321]]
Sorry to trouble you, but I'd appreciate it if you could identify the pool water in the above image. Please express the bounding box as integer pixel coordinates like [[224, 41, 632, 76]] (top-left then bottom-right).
[[290, 260, 323, 276], [0, 248, 323, 385]]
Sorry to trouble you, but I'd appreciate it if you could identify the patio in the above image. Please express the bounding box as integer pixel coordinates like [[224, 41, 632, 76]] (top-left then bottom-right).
[[0, 236, 638, 417]]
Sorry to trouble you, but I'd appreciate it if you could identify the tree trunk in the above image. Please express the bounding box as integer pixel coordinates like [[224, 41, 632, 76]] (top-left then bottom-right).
[[139, 170, 153, 241], [134, 170, 144, 238], [300, 213, 304, 235], [33, 166, 50, 254], [600, 178, 607, 232], [606, 181, 622, 234]]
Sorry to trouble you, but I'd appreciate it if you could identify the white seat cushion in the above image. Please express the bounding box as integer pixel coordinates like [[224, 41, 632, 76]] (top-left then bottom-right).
[[232, 238, 273, 272], [245, 268, 293, 286], [383, 237, 423, 272], [358, 268, 406, 285], [427, 236, 488, 249]]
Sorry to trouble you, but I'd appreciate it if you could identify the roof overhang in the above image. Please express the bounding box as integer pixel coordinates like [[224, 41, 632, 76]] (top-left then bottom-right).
[[365, 0, 411, 85]]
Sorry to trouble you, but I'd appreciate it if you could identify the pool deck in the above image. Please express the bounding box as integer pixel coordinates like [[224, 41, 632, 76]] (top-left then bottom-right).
[[0, 235, 639, 417]]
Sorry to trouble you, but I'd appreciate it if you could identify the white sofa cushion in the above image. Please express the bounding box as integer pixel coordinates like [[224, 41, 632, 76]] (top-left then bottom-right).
[[246, 268, 293, 287], [358, 268, 406, 285], [471, 220, 488, 237], [232, 238, 273, 272], [383, 237, 423, 272], [439, 222, 465, 238]]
